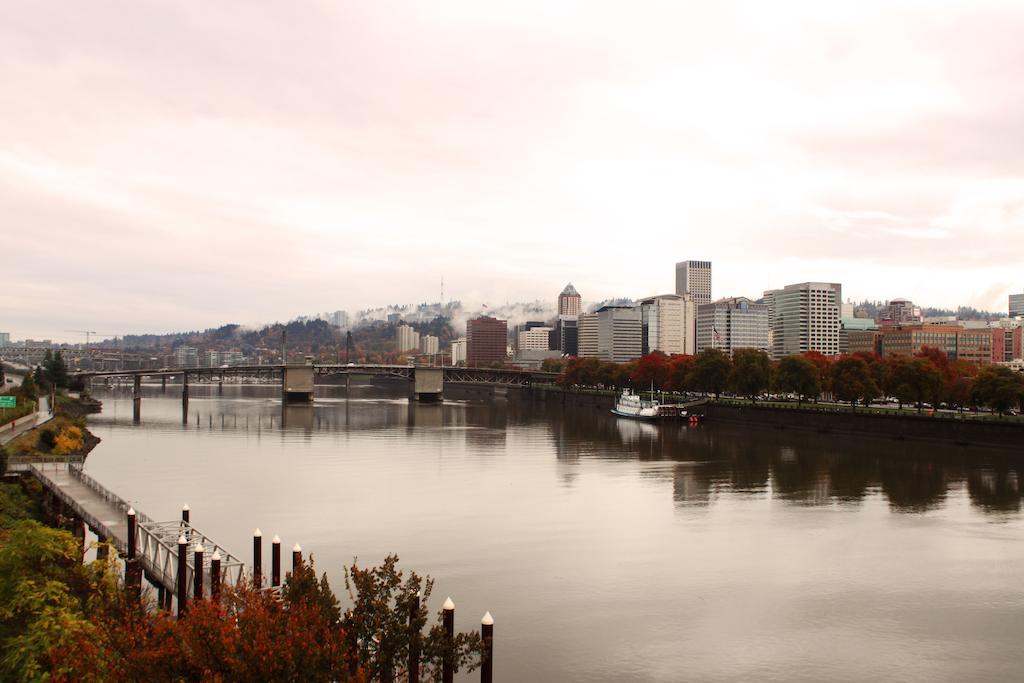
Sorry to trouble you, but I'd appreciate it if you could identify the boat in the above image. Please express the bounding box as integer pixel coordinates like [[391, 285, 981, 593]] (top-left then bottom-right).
[[611, 389, 660, 420]]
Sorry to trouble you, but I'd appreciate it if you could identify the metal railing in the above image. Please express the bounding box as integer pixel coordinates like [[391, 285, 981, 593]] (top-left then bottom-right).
[[68, 463, 154, 524]]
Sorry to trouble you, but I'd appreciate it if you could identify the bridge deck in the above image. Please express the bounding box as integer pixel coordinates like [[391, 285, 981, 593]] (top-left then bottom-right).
[[35, 464, 130, 549], [30, 464, 246, 597]]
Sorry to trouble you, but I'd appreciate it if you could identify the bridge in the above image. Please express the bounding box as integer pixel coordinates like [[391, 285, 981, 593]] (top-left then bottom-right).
[[29, 462, 247, 613], [70, 363, 558, 422]]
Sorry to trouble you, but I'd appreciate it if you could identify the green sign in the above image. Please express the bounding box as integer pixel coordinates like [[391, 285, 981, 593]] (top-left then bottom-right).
[[0, 396, 15, 408]]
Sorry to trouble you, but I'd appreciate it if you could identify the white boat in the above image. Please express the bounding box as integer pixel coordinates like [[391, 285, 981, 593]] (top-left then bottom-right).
[[611, 389, 660, 420]]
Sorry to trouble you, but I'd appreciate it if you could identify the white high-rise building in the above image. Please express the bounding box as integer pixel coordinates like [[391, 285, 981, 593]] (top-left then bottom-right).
[[675, 260, 712, 305], [578, 312, 599, 358], [419, 335, 439, 355], [450, 338, 467, 365], [771, 282, 842, 358], [639, 294, 696, 356], [1010, 292, 1024, 318], [396, 324, 420, 352], [517, 327, 553, 351], [696, 297, 770, 356], [597, 306, 642, 363]]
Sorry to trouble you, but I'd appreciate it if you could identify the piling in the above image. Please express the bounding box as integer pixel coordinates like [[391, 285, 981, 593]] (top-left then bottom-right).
[[211, 551, 222, 602], [408, 591, 421, 683], [292, 542, 302, 572], [253, 528, 263, 587], [127, 507, 137, 560], [481, 612, 494, 683], [193, 544, 205, 601], [181, 503, 190, 526], [442, 597, 455, 683], [176, 534, 188, 618], [271, 535, 281, 587]]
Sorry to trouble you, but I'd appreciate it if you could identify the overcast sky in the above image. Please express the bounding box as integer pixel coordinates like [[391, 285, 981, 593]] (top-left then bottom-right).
[[3, 1, 1023, 341]]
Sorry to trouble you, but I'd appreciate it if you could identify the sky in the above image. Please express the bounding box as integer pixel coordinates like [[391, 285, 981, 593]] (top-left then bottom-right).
[[3, 0, 1023, 342]]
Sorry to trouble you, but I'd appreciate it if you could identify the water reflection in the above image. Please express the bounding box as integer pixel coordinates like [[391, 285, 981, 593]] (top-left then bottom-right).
[[90, 383, 1024, 518]]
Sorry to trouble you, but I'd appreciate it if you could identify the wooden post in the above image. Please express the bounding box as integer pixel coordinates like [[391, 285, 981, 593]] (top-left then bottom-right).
[[182, 373, 189, 424], [481, 612, 494, 683], [253, 528, 263, 588], [193, 544, 204, 601], [96, 541, 109, 561], [176, 534, 188, 619], [292, 543, 302, 572], [271, 535, 281, 587], [181, 503, 190, 526], [133, 374, 141, 423], [157, 585, 166, 609], [442, 597, 455, 683], [408, 591, 421, 683], [125, 560, 142, 603], [211, 552, 221, 602], [127, 507, 137, 561]]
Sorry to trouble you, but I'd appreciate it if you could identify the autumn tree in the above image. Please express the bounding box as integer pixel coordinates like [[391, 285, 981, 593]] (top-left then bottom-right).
[[971, 365, 1024, 414], [831, 356, 880, 410], [630, 352, 670, 391], [774, 355, 821, 405], [664, 354, 695, 393], [729, 349, 770, 401], [800, 351, 834, 400], [689, 349, 732, 399]]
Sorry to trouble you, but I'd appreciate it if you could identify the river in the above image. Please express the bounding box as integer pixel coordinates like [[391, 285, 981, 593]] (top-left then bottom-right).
[[82, 381, 1024, 681]]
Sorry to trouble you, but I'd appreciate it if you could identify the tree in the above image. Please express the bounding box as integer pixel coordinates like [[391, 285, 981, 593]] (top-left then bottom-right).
[[540, 357, 564, 374], [800, 351, 834, 400], [774, 355, 821, 405], [689, 349, 732, 399], [43, 351, 69, 389], [664, 354, 695, 393], [971, 365, 1024, 414], [630, 352, 670, 391], [729, 349, 770, 401], [831, 356, 880, 410]]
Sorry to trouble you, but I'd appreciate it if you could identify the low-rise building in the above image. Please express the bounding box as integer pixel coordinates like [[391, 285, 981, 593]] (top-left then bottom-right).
[[879, 324, 992, 364], [517, 326, 553, 351]]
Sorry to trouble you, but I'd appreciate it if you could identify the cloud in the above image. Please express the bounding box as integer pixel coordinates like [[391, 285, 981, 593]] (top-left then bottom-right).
[[2, 1, 1024, 339]]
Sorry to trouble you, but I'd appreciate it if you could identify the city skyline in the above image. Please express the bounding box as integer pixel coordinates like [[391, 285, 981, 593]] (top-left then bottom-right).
[[4, 2, 1024, 339]]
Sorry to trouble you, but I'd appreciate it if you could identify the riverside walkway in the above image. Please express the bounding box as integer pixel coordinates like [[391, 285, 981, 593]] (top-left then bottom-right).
[[29, 463, 245, 600]]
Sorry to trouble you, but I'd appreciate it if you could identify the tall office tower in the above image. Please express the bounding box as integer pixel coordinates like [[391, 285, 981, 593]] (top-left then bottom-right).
[[558, 283, 582, 316], [396, 324, 420, 352], [695, 297, 770, 355], [1010, 292, 1024, 318], [578, 312, 599, 358], [596, 305, 642, 363], [466, 316, 508, 366], [554, 315, 579, 356], [771, 282, 842, 358], [674, 260, 712, 305], [639, 294, 696, 356]]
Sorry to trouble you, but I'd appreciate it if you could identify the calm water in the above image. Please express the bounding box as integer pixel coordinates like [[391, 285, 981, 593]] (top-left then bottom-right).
[[83, 382, 1024, 681]]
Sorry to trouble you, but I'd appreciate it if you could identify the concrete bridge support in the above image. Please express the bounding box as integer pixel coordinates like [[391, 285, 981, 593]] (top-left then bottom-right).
[[282, 365, 314, 403], [133, 375, 142, 423], [413, 367, 443, 402], [182, 373, 189, 424]]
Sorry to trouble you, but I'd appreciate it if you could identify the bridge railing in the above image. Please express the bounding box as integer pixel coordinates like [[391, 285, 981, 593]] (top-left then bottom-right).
[[137, 520, 246, 597], [69, 463, 154, 525]]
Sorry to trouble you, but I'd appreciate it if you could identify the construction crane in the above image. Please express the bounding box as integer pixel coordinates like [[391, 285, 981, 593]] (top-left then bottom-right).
[[65, 330, 118, 348]]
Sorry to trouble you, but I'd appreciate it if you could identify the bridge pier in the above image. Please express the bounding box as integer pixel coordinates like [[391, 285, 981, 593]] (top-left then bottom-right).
[[282, 365, 314, 403], [132, 375, 142, 423], [182, 373, 189, 424], [413, 367, 444, 402], [161, 376, 167, 391]]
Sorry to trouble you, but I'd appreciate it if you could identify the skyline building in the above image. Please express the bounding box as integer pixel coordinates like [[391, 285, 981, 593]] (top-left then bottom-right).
[[639, 293, 696, 356], [578, 312, 599, 358], [467, 316, 507, 366], [517, 326, 554, 351], [450, 337, 467, 366], [674, 260, 712, 305], [770, 282, 843, 358], [596, 305, 642, 363], [558, 283, 582, 316], [1011, 292, 1024, 318], [396, 324, 420, 352], [419, 334, 439, 355], [695, 297, 770, 356], [878, 298, 922, 325]]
